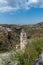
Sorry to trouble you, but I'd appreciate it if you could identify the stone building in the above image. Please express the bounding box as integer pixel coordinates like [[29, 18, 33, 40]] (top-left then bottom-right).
[[20, 29, 27, 50]]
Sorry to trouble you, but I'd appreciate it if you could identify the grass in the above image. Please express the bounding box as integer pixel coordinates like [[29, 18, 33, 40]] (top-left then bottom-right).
[[24, 38, 43, 65]]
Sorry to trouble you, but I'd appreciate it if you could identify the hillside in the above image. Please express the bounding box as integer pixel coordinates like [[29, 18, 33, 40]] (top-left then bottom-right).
[[22, 22, 43, 38], [0, 22, 43, 51]]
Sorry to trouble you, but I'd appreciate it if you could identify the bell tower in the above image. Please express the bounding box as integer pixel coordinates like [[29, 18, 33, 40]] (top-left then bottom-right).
[[20, 29, 27, 50]]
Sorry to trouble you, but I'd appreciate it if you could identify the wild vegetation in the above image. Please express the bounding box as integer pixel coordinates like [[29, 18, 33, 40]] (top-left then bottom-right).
[[4, 38, 43, 65]]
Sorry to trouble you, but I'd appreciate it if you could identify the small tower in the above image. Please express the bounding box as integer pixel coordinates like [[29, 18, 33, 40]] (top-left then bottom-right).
[[20, 29, 27, 50]]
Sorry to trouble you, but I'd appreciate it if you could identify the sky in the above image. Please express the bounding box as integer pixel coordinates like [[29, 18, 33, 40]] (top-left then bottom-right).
[[0, 0, 43, 24]]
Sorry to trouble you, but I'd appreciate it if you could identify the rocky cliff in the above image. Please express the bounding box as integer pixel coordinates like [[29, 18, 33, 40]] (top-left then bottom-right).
[[0, 22, 43, 51]]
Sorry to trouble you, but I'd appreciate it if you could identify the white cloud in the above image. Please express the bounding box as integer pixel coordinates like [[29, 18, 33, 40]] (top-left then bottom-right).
[[28, 0, 38, 4], [0, 6, 19, 12], [0, 0, 7, 4], [0, 0, 43, 12]]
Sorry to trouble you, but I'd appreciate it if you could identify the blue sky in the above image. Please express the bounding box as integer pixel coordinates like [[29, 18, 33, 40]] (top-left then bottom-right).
[[0, 0, 43, 24]]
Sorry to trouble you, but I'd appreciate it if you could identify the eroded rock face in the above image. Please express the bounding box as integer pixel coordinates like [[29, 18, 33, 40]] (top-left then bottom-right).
[[32, 53, 43, 65], [6, 61, 19, 65], [6, 62, 14, 65], [39, 53, 43, 62], [0, 52, 11, 65], [32, 60, 43, 65], [0, 26, 21, 51]]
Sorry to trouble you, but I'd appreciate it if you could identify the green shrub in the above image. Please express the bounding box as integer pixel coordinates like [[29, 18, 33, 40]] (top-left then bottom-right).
[[24, 38, 43, 65]]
